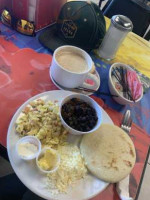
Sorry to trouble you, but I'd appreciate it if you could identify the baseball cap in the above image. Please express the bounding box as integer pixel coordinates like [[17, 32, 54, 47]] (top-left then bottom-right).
[[39, 1, 106, 52]]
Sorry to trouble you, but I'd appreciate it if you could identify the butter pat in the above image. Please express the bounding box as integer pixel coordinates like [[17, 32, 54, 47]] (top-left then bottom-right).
[[18, 142, 38, 158], [37, 149, 58, 171]]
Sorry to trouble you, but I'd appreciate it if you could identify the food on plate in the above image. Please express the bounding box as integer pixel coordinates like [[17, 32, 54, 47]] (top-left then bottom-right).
[[16, 136, 41, 160], [17, 142, 38, 158], [80, 124, 136, 183], [37, 148, 59, 172], [15, 98, 88, 194], [46, 144, 87, 194], [15, 99, 68, 148], [61, 98, 98, 132]]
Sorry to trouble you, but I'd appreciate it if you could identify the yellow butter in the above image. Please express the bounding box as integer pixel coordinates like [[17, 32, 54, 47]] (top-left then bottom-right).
[[38, 149, 58, 171]]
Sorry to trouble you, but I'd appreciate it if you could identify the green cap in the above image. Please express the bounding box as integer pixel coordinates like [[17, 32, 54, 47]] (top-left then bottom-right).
[[39, 1, 106, 52]]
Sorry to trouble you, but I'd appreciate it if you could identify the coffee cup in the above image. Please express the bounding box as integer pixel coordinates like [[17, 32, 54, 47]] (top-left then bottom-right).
[[50, 45, 99, 89]]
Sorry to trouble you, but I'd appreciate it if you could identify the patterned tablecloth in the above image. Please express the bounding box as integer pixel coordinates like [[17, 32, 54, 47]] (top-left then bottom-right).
[[0, 22, 150, 200]]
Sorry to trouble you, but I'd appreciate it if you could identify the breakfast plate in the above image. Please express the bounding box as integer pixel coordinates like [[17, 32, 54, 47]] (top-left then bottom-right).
[[50, 68, 100, 95], [7, 90, 113, 200]]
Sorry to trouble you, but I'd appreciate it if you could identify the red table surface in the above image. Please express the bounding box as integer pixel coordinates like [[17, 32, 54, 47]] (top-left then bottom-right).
[[0, 37, 150, 200]]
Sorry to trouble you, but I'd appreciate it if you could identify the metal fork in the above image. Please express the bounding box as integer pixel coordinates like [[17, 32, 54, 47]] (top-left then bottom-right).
[[121, 110, 132, 134]]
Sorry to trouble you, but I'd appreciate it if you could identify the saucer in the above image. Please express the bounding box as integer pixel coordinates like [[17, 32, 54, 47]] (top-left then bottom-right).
[[50, 68, 100, 96]]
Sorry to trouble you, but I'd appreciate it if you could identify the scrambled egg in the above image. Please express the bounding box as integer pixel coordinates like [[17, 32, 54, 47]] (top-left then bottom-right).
[[47, 144, 87, 194], [16, 99, 68, 148]]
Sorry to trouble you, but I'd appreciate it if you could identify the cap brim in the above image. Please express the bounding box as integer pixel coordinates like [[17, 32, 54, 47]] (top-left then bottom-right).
[[38, 24, 66, 52]]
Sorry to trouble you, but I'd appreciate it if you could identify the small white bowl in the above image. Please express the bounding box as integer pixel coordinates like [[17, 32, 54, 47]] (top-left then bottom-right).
[[59, 93, 102, 135], [108, 63, 143, 105], [36, 147, 60, 174], [16, 136, 41, 161]]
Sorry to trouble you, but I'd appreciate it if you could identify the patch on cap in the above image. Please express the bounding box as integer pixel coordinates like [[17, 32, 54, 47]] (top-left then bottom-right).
[[87, 1, 92, 4], [61, 20, 77, 38]]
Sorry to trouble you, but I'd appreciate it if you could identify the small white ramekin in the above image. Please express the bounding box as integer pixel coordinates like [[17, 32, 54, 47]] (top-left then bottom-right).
[[16, 136, 41, 161], [36, 147, 60, 174]]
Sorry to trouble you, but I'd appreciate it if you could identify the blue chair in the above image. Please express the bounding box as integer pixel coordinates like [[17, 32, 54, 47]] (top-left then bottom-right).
[[99, 0, 150, 37]]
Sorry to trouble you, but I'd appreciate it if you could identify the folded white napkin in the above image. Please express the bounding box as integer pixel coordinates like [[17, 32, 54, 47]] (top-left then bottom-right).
[[116, 175, 133, 200]]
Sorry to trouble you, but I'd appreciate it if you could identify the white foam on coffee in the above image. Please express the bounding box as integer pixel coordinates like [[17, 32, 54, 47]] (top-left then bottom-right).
[[55, 51, 88, 74]]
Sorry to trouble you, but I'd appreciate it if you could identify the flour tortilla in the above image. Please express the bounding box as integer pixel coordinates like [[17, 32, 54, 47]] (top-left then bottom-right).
[[80, 124, 136, 183]]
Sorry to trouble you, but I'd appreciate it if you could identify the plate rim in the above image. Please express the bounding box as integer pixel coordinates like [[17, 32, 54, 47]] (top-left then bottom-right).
[[7, 90, 113, 200]]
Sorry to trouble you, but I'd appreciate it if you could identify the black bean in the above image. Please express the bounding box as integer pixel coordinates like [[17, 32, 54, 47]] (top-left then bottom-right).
[[62, 98, 98, 132], [74, 120, 77, 125], [81, 117, 86, 122]]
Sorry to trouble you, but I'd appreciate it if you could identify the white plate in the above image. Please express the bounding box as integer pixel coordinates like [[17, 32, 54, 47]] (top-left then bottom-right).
[[50, 68, 100, 96], [7, 90, 113, 200]]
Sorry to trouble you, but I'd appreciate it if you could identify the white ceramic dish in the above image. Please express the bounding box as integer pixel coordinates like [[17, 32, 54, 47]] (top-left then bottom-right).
[[60, 93, 102, 135], [36, 147, 60, 174], [50, 67, 100, 96], [16, 136, 41, 161], [108, 63, 143, 105], [7, 90, 113, 200]]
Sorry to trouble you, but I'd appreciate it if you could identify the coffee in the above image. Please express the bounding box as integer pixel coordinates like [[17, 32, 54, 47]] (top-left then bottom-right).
[[56, 51, 88, 73]]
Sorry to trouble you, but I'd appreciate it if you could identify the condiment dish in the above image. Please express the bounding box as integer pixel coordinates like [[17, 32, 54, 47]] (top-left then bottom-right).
[[60, 93, 102, 135], [108, 63, 143, 105], [36, 147, 60, 174], [16, 136, 41, 161]]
